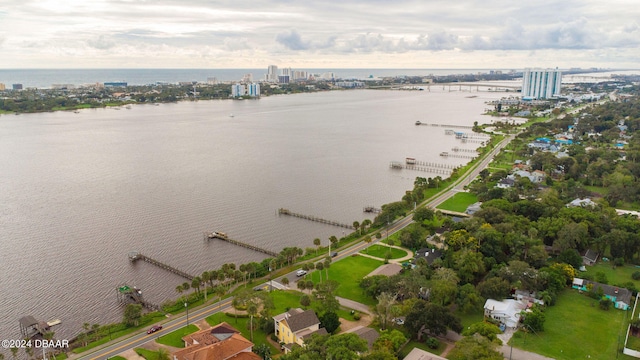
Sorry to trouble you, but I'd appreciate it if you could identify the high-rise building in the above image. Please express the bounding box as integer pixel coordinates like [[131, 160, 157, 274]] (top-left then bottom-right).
[[266, 65, 278, 83], [0, 83, 5, 91], [12, 83, 23, 90], [247, 83, 260, 97], [231, 83, 246, 97], [522, 68, 562, 100]]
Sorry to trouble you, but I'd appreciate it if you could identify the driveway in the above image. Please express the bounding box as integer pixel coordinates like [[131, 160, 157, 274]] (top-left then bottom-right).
[[336, 296, 372, 315]]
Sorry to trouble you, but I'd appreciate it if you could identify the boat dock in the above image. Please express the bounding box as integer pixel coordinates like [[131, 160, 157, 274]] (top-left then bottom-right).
[[128, 251, 195, 280], [207, 233, 278, 257], [452, 147, 476, 153], [19, 316, 62, 338], [440, 153, 476, 159], [417, 123, 474, 129], [389, 160, 454, 175], [363, 206, 382, 213], [278, 208, 355, 230], [116, 284, 159, 311]]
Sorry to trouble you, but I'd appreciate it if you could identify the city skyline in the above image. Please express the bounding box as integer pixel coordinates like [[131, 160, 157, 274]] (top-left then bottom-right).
[[1, 1, 639, 69]]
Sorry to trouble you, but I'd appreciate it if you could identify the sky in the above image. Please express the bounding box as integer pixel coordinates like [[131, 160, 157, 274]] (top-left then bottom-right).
[[1, 0, 639, 69]]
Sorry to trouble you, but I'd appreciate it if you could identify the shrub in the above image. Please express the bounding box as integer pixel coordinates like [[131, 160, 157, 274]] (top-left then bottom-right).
[[425, 337, 439, 349], [353, 313, 361, 321], [599, 298, 611, 310], [594, 272, 608, 284], [632, 271, 640, 280]]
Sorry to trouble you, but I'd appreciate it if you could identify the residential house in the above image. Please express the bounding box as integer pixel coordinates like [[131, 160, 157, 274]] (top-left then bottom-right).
[[414, 247, 443, 266], [404, 348, 448, 360], [567, 198, 596, 208], [273, 308, 327, 352], [465, 202, 482, 215], [496, 178, 515, 189], [351, 327, 380, 350], [572, 278, 631, 310], [484, 299, 528, 328], [582, 249, 599, 266], [513, 290, 544, 305], [172, 322, 261, 360]]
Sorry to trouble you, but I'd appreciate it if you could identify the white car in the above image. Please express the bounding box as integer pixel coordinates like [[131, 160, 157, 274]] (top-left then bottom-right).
[[296, 270, 307, 277]]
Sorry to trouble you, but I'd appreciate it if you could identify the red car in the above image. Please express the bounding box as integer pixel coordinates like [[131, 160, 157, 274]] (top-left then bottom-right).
[[147, 325, 162, 334]]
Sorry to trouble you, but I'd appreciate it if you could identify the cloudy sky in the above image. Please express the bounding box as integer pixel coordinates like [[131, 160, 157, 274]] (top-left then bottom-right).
[[1, 0, 639, 69]]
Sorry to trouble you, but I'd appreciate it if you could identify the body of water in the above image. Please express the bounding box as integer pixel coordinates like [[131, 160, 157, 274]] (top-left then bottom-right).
[[0, 86, 504, 346], [0, 68, 514, 88]]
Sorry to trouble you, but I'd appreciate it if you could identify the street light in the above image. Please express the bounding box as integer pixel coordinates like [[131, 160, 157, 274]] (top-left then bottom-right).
[[185, 302, 189, 327]]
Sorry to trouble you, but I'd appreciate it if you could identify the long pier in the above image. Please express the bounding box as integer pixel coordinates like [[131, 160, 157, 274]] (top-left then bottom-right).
[[278, 208, 355, 230], [206, 233, 278, 257], [128, 251, 194, 280], [439, 153, 476, 159], [452, 147, 477, 153], [417, 122, 473, 129]]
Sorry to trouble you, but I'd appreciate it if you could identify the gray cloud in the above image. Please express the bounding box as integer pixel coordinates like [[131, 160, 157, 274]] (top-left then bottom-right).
[[87, 35, 116, 50], [276, 30, 311, 50]]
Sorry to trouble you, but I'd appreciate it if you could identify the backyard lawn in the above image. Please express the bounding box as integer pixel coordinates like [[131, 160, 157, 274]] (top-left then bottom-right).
[[583, 263, 640, 289], [509, 290, 630, 360], [359, 244, 408, 259], [307, 255, 383, 306], [156, 324, 198, 348], [436, 192, 478, 213]]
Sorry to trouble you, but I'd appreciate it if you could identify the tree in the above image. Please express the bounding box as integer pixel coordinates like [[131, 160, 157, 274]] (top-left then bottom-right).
[[375, 292, 397, 330], [456, 283, 483, 313], [300, 294, 311, 308], [201, 271, 210, 301], [405, 300, 462, 341], [373, 329, 407, 353], [430, 268, 460, 306], [329, 235, 338, 247], [477, 277, 511, 299], [247, 300, 259, 341], [297, 280, 306, 292], [353, 221, 360, 235], [315, 262, 324, 282], [157, 348, 171, 360], [314, 280, 340, 314], [123, 304, 142, 327], [448, 334, 503, 360], [522, 306, 545, 332], [10, 347, 18, 360], [281, 277, 289, 287], [462, 322, 502, 342], [364, 235, 372, 253], [313, 238, 321, 253], [253, 343, 271, 360], [320, 311, 341, 333]]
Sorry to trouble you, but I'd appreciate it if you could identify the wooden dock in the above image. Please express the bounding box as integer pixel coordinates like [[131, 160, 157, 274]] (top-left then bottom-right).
[[278, 208, 355, 230], [206, 233, 278, 257], [128, 251, 194, 280], [417, 123, 473, 129], [116, 284, 160, 311], [364, 206, 382, 213]]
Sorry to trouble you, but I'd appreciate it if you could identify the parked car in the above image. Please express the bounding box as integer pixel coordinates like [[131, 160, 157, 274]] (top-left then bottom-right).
[[296, 270, 307, 277], [147, 325, 163, 334], [331, 252, 338, 257], [393, 318, 405, 325]]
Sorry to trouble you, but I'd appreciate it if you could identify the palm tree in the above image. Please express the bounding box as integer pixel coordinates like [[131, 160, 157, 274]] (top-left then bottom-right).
[[353, 221, 360, 234], [157, 348, 170, 360], [91, 324, 100, 341], [247, 301, 258, 342], [362, 219, 372, 233], [281, 277, 290, 287], [313, 238, 321, 254], [364, 235, 372, 253], [176, 284, 184, 300], [201, 271, 210, 301]]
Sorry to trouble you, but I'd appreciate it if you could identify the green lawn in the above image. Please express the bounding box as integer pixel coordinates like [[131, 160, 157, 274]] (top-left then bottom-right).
[[583, 263, 640, 289], [156, 324, 198, 348], [359, 244, 408, 259], [110, 357, 126, 360], [584, 185, 609, 196], [509, 290, 630, 360], [307, 255, 383, 306], [436, 192, 478, 213], [135, 348, 163, 360], [455, 310, 485, 330]]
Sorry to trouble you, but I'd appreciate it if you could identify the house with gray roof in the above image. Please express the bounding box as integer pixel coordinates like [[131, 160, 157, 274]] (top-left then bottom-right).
[[273, 308, 327, 352]]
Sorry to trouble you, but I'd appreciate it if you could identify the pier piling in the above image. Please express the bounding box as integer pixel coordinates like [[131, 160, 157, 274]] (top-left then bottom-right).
[[278, 208, 355, 230], [128, 252, 195, 280]]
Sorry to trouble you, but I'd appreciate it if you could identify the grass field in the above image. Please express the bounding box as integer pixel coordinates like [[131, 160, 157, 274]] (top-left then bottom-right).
[[455, 310, 484, 329], [583, 263, 640, 289], [584, 185, 609, 196], [509, 290, 630, 360], [307, 255, 383, 306], [156, 324, 198, 348], [359, 244, 408, 259], [436, 192, 478, 213], [135, 348, 163, 360], [110, 357, 126, 360]]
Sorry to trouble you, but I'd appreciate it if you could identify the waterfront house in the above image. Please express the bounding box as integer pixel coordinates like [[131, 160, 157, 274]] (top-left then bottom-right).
[[273, 308, 327, 353], [172, 322, 261, 360]]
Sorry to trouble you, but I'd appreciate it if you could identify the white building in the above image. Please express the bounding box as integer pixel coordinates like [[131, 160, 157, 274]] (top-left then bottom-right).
[[266, 65, 278, 83], [231, 83, 246, 97], [484, 299, 527, 328], [522, 68, 562, 100], [247, 83, 260, 97], [231, 83, 260, 98]]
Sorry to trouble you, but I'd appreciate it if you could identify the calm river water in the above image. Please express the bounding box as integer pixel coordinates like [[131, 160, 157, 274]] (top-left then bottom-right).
[[0, 87, 504, 343]]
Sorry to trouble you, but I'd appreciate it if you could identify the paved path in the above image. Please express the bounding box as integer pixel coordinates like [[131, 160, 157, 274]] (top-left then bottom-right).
[[498, 328, 555, 360], [336, 296, 372, 315]]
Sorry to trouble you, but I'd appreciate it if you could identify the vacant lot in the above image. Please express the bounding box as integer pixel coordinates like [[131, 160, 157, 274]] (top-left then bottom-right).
[[308, 255, 383, 305], [509, 290, 629, 360], [436, 192, 478, 213]]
